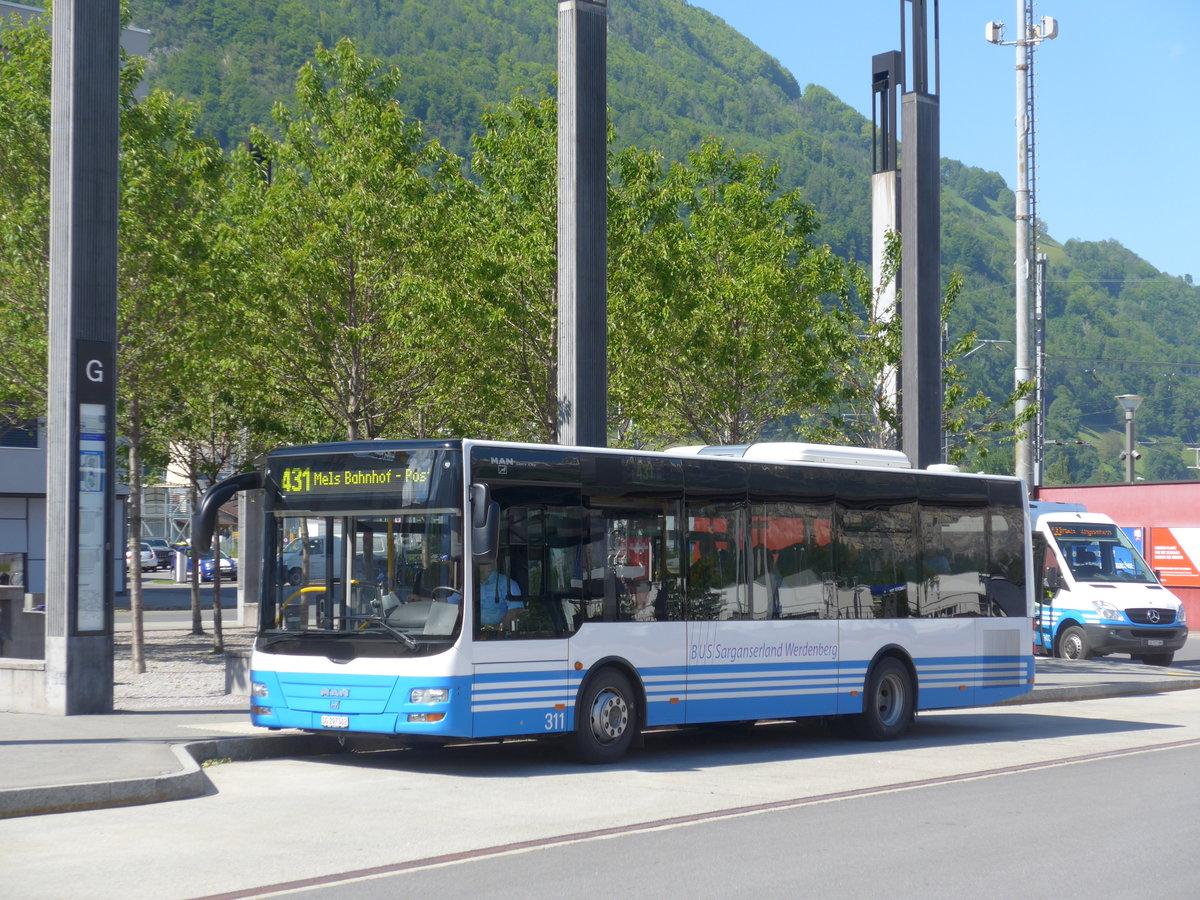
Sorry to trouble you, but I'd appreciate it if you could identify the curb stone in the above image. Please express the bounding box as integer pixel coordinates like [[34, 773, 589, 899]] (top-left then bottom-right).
[[0, 733, 347, 820], [998, 675, 1200, 705]]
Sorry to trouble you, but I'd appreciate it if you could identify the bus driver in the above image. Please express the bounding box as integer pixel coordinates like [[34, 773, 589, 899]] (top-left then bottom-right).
[[477, 565, 523, 630]]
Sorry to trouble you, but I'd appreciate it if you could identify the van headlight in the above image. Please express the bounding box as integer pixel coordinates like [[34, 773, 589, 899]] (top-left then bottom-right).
[[1178, 605, 1188, 626], [410, 687, 449, 704], [1094, 600, 1123, 622]]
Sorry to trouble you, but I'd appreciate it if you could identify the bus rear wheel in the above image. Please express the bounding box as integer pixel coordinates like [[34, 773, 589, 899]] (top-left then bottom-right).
[[854, 657, 914, 741], [568, 669, 638, 764]]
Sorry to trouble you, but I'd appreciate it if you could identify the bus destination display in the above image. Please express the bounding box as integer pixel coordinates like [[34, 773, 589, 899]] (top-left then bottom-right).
[[279, 462, 429, 496], [1048, 522, 1119, 540]]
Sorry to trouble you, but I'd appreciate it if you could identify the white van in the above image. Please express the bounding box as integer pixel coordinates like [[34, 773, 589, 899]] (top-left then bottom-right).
[[280, 534, 342, 586], [279, 531, 401, 587], [1032, 510, 1188, 665]]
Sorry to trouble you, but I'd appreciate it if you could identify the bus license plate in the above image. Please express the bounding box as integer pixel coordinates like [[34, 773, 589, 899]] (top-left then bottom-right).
[[1148, 639, 1164, 647], [321, 715, 349, 729]]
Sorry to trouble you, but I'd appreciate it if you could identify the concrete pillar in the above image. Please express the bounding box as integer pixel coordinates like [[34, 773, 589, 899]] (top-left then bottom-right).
[[43, 1, 120, 714], [899, 0, 943, 470], [556, 0, 608, 448], [899, 91, 942, 469]]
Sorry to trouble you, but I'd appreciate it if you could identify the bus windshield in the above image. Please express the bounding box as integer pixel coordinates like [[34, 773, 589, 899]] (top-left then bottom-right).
[[1048, 521, 1156, 584], [261, 447, 464, 655]]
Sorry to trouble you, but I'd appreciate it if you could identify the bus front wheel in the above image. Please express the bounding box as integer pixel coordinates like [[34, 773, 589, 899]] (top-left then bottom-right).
[[1057, 625, 1090, 660], [854, 657, 914, 741], [568, 669, 638, 764]]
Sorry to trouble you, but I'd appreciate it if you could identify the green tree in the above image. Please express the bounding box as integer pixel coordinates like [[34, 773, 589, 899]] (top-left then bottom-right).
[[118, 72, 230, 669], [941, 269, 1036, 471], [809, 229, 901, 449], [1143, 444, 1192, 483], [464, 92, 560, 441], [820, 236, 1035, 470], [0, 10, 52, 423], [228, 40, 471, 442], [611, 138, 849, 445]]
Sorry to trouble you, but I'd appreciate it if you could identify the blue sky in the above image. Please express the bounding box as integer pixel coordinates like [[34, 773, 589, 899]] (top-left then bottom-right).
[[689, 0, 1199, 281]]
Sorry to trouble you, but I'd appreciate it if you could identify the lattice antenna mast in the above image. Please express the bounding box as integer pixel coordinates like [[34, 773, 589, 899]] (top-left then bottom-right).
[[985, 2, 1058, 488]]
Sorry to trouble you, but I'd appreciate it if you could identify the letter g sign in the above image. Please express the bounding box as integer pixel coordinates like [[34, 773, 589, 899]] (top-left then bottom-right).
[[85, 359, 104, 383]]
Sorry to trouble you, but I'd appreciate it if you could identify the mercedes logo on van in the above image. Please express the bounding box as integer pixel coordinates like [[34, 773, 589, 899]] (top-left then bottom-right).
[[1147, 609, 1161, 624]]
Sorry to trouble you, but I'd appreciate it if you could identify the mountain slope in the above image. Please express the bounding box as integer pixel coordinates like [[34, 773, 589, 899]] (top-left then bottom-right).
[[128, 0, 1200, 477]]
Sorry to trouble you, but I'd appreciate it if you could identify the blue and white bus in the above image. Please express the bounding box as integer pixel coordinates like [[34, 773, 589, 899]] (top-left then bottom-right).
[[194, 439, 1034, 763]]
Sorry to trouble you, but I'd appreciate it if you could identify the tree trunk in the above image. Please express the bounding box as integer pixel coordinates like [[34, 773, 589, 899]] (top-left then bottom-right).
[[188, 455, 205, 635]]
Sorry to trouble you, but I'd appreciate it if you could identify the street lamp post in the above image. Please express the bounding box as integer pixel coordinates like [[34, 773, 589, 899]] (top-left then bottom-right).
[[1116, 394, 1143, 483]]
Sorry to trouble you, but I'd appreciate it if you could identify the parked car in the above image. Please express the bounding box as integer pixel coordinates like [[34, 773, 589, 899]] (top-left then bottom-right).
[[143, 538, 172, 570], [186, 551, 237, 582], [126, 542, 157, 571]]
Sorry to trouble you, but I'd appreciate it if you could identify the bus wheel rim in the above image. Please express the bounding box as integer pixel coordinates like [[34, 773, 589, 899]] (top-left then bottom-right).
[[877, 672, 905, 727], [590, 689, 629, 743]]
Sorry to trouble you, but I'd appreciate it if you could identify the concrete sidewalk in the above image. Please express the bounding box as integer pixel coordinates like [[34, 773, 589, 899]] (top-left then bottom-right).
[[2, 657, 1198, 820], [0, 708, 345, 819]]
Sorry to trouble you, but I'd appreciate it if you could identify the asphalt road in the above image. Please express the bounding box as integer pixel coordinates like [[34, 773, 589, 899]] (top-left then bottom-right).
[[4, 689, 1198, 899], [299, 742, 1200, 900]]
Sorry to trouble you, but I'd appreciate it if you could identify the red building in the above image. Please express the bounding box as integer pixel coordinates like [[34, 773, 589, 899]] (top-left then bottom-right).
[[1035, 483, 1200, 624]]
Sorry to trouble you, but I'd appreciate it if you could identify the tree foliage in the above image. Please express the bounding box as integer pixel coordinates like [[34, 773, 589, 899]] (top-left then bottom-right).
[[611, 139, 851, 445], [0, 9, 53, 423], [227, 40, 471, 442], [463, 92, 560, 442]]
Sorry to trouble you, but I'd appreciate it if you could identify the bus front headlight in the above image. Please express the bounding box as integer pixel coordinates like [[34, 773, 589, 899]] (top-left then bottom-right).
[[1094, 600, 1123, 622], [1178, 605, 1188, 626], [410, 687, 449, 704]]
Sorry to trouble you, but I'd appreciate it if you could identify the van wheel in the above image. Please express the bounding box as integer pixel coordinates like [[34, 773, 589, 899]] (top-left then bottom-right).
[[853, 657, 914, 741], [567, 669, 637, 764], [287, 567, 303, 586], [1057, 625, 1090, 660]]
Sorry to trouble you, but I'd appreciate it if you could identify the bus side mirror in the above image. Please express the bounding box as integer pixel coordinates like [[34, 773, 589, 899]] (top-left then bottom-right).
[[470, 483, 499, 564], [193, 471, 262, 553], [1044, 567, 1061, 592]]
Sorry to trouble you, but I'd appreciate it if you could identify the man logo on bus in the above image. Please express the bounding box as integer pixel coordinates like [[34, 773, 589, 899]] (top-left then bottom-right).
[[321, 688, 350, 698]]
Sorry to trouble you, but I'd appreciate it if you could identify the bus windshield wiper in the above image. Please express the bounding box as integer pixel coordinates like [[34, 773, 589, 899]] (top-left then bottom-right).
[[350, 614, 418, 649]]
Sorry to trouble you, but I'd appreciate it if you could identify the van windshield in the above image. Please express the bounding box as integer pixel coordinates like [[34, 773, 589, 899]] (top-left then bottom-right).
[[1048, 522, 1157, 584]]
